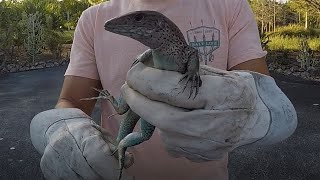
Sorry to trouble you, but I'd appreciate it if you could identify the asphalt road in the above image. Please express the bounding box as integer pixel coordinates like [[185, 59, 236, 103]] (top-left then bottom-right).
[[0, 66, 319, 180]]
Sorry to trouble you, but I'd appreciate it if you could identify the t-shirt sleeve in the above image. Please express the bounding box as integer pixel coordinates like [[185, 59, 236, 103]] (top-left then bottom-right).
[[227, 0, 267, 70], [64, 7, 100, 80]]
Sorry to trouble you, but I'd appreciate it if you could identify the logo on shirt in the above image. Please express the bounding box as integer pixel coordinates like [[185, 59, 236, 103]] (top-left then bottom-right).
[[186, 22, 220, 65]]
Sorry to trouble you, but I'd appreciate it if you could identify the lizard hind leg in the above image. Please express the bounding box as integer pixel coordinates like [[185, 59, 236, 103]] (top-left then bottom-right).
[[116, 119, 156, 180]]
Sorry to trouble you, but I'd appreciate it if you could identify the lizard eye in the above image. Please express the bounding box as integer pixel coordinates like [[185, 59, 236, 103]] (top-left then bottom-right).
[[134, 14, 144, 22]]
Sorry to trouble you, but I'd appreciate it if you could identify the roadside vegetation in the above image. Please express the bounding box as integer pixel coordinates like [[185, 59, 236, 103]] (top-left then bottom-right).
[[0, 0, 105, 72], [0, 0, 319, 79]]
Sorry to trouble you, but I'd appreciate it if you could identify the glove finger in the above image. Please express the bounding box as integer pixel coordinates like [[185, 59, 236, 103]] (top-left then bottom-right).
[[46, 122, 101, 179], [82, 135, 134, 180], [199, 65, 232, 76], [163, 139, 229, 162], [62, 120, 133, 179], [125, 63, 255, 111], [159, 130, 232, 159], [125, 62, 207, 109], [40, 144, 80, 180]]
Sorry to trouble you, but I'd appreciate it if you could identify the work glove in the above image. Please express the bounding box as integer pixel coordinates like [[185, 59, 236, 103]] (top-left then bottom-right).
[[121, 62, 297, 162], [30, 108, 134, 180]]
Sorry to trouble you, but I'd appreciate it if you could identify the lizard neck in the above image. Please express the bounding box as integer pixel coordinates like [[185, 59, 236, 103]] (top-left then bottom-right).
[[151, 42, 188, 71]]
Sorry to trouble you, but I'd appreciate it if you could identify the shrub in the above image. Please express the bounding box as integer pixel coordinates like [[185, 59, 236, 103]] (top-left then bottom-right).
[[43, 29, 74, 59], [268, 36, 301, 51], [296, 37, 318, 70], [44, 30, 65, 59], [267, 24, 320, 38], [62, 30, 74, 44], [308, 38, 320, 52], [268, 36, 320, 52]]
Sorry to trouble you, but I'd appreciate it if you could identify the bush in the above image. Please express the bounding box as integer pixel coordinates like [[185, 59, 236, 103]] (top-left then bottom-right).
[[268, 25, 320, 38], [268, 36, 320, 52], [267, 24, 320, 38], [62, 30, 74, 44], [308, 38, 320, 52], [44, 30, 64, 58], [268, 36, 301, 51]]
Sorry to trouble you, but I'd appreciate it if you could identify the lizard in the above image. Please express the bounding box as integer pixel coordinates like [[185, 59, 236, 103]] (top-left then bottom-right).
[[82, 10, 202, 180]]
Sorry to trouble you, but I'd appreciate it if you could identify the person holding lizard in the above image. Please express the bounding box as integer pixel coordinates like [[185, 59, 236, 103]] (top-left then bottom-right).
[[30, 0, 297, 180]]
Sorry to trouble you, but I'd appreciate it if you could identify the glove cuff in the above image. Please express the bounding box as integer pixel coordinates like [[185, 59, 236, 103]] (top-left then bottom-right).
[[249, 72, 298, 146], [30, 108, 93, 154]]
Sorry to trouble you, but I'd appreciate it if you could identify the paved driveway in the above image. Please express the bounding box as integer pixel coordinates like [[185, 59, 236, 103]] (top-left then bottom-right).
[[0, 66, 319, 180]]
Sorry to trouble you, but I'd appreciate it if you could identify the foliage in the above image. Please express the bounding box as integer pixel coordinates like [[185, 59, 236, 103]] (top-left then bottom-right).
[[263, 24, 320, 51], [268, 35, 320, 51], [44, 30, 74, 59], [249, 0, 287, 33], [23, 11, 44, 63], [296, 37, 318, 70], [0, 0, 25, 67], [267, 24, 320, 37], [250, 0, 320, 34], [0, 0, 102, 65], [268, 36, 301, 51], [43, 30, 63, 59], [308, 38, 320, 51], [288, 0, 320, 13], [62, 30, 75, 44]]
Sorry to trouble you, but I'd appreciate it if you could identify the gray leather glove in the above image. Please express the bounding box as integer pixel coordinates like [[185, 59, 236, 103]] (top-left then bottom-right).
[[30, 108, 133, 180], [120, 63, 297, 162]]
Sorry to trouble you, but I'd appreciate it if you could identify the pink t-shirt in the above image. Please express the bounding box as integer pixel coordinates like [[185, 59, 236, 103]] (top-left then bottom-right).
[[65, 0, 266, 179]]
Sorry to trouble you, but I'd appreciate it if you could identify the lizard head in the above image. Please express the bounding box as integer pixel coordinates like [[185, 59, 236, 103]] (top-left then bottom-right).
[[104, 11, 185, 49]]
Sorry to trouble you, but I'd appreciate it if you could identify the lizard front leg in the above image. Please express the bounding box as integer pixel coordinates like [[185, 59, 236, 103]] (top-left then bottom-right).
[[81, 87, 130, 115], [179, 49, 202, 99], [131, 49, 153, 67]]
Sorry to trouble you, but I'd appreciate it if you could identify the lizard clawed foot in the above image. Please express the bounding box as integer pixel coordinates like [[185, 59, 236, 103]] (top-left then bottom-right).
[[116, 146, 127, 180], [92, 124, 134, 170], [178, 72, 202, 99], [108, 113, 118, 119], [92, 124, 116, 145], [80, 87, 113, 101]]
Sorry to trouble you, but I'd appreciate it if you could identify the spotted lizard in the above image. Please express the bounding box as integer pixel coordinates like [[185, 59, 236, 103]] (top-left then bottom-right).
[[82, 10, 202, 180]]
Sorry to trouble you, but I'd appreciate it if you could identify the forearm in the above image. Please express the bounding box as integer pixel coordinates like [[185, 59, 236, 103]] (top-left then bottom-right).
[[55, 76, 102, 116], [230, 57, 270, 76], [55, 98, 96, 116]]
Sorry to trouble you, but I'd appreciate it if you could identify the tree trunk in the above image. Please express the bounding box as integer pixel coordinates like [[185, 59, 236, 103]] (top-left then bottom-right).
[[273, 0, 276, 31], [305, 11, 308, 29]]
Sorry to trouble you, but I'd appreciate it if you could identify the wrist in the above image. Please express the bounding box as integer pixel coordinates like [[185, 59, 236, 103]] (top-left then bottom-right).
[[55, 99, 76, 109]]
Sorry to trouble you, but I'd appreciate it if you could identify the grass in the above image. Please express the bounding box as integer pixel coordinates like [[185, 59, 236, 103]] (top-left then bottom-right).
[[267, 24, 320, 38], [268, 36, 320, 51], [265, 25, 320, 52]]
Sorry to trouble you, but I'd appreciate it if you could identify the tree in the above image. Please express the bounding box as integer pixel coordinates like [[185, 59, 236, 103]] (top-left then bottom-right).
[[249, 0, 282, 33], [0, 0, 25, 67], [23, 12, 44, 63], [288, 0, 320, 28]]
